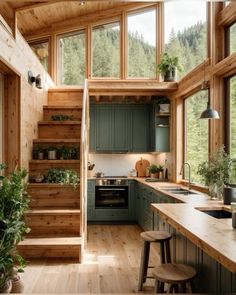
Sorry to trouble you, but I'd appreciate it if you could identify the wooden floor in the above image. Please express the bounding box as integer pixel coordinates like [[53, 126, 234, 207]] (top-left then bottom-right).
[[21, 224, 160, 293]]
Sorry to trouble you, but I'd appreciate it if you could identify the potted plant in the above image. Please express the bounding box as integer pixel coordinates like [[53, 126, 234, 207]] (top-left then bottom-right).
[[45, 168, 79, 189], [47, 146, 57, 160], [223, 161, 236, 205], [148, 164, 158, 178], [197, 146, 232, 200], [0, 164, 30, 293], [32, 145, 44, 160], [157, 52, 182, 82], [51, 114, 73, 121]]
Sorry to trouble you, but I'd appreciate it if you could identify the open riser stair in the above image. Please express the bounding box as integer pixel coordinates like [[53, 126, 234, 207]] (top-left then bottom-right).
[[18, 89, 83, 260]]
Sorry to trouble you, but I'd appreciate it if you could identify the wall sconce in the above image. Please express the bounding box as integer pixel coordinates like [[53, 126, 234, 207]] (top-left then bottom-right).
[[28, 71, 43, 89]]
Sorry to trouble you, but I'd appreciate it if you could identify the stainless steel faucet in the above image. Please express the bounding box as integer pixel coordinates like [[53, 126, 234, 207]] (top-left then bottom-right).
[[180, 162, 191, 190]]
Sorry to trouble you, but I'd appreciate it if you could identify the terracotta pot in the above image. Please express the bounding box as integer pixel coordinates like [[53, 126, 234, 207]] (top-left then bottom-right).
[[150, 173, 158, 179], [0, 280, 12, 294]]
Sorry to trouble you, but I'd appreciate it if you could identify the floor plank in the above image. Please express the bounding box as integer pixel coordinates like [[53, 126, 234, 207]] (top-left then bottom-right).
[[21, 224, 160, 293]]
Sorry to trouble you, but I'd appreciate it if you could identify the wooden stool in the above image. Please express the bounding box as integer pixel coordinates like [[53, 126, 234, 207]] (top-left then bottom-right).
[[138, 231, 172, 291], [153, 263, 197, 293]]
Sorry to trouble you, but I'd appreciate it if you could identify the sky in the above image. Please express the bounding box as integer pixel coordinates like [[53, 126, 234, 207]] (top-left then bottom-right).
[[127, 1, 208, 46]]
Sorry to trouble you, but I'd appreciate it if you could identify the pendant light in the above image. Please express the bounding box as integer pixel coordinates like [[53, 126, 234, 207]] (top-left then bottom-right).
[[200, 63, 219, 119]]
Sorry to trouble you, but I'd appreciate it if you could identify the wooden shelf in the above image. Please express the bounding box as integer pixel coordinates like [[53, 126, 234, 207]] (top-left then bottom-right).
[[33, 139, 80, 144], [29, 160, 80, 164], [43, 105, 82, 110], [156, 112, 170, 116], [38, 121, 81, 125]]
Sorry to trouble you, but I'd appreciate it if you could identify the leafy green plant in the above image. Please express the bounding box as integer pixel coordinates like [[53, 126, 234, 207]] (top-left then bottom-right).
[[157, 165, 164, 172], [157, 52, 182, 81], [197, 146, 232, 187], [0, 164, 30, 290], [148, 164, 158, 174], [45, 168, 79, 188], [51, 114, 74, 121]]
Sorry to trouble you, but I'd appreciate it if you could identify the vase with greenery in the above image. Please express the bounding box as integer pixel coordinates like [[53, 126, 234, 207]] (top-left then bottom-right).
[[45, 168, 79, 189], [0, 164, 30, 293], [197, 146, 232, 200], [157, 52, 182, 82]]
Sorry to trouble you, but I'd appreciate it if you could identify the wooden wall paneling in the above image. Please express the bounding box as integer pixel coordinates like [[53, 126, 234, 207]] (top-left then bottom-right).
[[0, 2, 16, 37], [4, 74, 20, 173], [0, 22, 54, 170]]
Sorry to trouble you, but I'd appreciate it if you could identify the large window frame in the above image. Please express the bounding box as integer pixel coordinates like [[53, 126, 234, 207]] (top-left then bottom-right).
[[29, 38, 51, 75], [183, 89, 210, 184], [91, 19, 121, 79], [126, 5, 158, 80], [57, 28, 87, 86]]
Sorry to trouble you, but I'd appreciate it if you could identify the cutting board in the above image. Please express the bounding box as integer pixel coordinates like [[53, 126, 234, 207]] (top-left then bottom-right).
[[135, 158, 150, 177]]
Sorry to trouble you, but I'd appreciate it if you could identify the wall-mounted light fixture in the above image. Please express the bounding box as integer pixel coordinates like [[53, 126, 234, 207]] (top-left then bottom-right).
[[199, 63, 219, 120], [28, 71, 43, 89]]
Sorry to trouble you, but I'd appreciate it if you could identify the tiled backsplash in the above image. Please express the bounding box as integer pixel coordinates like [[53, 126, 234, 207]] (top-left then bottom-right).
[[88, 153, 171, 177]]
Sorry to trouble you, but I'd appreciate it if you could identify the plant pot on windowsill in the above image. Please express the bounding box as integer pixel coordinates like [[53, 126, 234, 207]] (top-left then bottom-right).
[[162, 68, 176, 82]]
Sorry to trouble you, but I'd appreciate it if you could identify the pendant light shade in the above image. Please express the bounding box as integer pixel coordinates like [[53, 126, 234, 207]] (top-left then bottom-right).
[[199, 63, 220, 119], [200, 101, 220, 119]]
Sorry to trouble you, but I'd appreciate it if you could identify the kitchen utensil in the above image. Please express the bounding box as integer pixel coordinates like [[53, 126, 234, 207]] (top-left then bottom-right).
[[135, 158, 150, 177], [95, 172, 104, 178]]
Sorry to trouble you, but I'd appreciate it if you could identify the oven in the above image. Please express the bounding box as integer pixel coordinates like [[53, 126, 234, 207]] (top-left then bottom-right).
[[95, 178, 128, 209]]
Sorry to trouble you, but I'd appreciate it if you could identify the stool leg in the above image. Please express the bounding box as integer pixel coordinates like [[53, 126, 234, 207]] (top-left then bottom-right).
[[160, 242, 165, 263], [165, 240, 171, 263], [186, 282, 193, 293], [138, 240, 150, 291]]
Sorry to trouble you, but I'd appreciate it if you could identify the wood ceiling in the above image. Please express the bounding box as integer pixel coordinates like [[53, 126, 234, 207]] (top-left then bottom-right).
[[2, 1, 151, 37]]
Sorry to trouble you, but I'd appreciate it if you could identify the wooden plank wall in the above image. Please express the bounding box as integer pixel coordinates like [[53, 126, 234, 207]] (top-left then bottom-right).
[[0, 24, 54, 170]]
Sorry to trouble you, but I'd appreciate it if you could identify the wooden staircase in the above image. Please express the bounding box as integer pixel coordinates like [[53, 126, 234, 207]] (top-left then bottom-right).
[[18, 89, 84, 261]]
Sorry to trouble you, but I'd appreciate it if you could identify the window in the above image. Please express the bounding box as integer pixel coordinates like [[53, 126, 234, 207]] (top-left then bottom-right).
[[30, 39, 49, 72], [92, 22, 120, 78], [127, 8, 156, 78], [185, 90, 209, 183], [228, 75, 236, 157], [0, 73, 3, 164], [58, 30, 86, 85], [164, 1, 207, 79], [226, 22, 236, 56]]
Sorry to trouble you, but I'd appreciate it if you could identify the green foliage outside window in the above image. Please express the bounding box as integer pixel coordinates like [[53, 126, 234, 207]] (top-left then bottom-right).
[[185, 90, 209, 184], [59, 31, 86, 85], [229, 22, 236, 55], [92, 23, 120, 78], [230, 76, 236, 157]]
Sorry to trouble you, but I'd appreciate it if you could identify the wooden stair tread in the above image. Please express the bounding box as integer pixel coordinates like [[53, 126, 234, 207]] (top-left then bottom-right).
[[28, 183, 80, 188], [38, 121, 81, 125], [26, 209, 80, 214], [43, 105, 82, 109], [29, 160, 80, 164], [33, 139, 80, 143], [18, 236, 82, 246]]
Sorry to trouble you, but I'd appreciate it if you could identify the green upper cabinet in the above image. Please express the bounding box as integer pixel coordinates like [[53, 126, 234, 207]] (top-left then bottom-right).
[[113, 106, 130, 152], [95, 105, 113, 151], [89, 103, 150, 153], [131, 105, 149, 152]]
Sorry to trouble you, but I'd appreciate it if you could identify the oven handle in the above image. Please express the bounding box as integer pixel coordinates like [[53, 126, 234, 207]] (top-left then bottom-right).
[[97, 188, 126, 191]]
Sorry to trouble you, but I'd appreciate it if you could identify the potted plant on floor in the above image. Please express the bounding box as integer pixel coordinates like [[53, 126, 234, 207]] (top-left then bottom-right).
[[197, 146, 232, 200], [157, 52, 182, 82], [0, 164, 30, 293]]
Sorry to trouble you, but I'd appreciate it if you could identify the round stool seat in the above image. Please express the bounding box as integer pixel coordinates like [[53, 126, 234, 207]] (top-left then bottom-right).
[[140, 231, 172, 242], [153, 263, 197, 284]]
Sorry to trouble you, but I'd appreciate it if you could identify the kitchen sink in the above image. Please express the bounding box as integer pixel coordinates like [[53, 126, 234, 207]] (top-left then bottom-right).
[[198, 209, 232, 219], [162, 187, 199, 195]]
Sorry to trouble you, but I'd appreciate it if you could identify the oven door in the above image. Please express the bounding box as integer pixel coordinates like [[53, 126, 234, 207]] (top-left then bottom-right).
[[95, 186, 128, 208]]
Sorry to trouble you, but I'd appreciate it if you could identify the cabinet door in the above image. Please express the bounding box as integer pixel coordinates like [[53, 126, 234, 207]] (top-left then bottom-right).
[[89, 104, 95, 152], [113, 106, 130, 152], [155, 127, 170, 152], [96, 105, 113, 151], [131, 105, 149, 152]]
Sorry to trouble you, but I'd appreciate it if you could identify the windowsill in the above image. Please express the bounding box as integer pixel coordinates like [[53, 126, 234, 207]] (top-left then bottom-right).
[[180, 180, 208, 194]]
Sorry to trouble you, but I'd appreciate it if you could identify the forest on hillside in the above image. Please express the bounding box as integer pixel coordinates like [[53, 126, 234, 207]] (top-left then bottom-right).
[[57, 20, 236, 184]]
